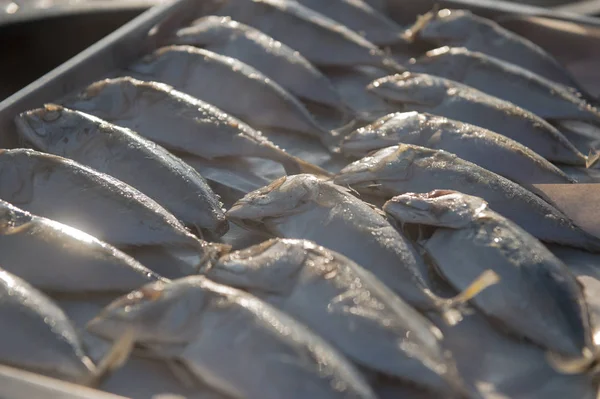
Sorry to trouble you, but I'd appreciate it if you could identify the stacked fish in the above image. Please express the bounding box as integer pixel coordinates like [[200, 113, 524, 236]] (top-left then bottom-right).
[[4, 1, 600, 398]]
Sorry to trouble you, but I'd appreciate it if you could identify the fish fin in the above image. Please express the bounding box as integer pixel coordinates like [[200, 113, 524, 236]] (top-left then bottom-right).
[[546, 348, 596, 375], [282, 156, 332, 178], [84, 329, 135, 387], [166, 359, 198, 389], [586, 149, 600, 168], [439, 270, 501, 326], [382, 57, 406, 73]]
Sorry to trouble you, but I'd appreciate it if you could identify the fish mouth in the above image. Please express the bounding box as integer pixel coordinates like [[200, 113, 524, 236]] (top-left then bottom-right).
[[226, 203, 267, 231]]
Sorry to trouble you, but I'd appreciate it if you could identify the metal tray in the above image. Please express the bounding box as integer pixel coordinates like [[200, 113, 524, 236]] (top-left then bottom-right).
[[1, 0, 600, 149]]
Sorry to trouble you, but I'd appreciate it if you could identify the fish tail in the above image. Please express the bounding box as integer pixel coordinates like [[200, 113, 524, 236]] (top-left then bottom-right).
[[381, 57, 406, 74], [546, 347, 597, 375], [586, 149, 600, 168], [438, 270, 501, 326], [197, 242, 231, 273], [83, 329, 135, 387]]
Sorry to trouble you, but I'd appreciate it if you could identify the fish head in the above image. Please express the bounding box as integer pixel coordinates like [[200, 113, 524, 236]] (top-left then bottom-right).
[[128, 46, 190, 79], [205, 238, 309, 295], [341, 111, 429, 156], [383, 190, 488, 228], [334, 144, 426, 196], [87, 277, 210, 344], [412, 9, 474, 44], [0, 200, 32, 234], [14, 104, 84, 153], [226, 175, 323, 230], [367, 72, 447, 107], [176, 16, 238, 45], [408, 47, 468, 82], [62, 77, 149, 120]]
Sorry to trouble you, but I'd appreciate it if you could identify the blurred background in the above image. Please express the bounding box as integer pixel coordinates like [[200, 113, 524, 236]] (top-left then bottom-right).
[[1, 0, 599, 101]]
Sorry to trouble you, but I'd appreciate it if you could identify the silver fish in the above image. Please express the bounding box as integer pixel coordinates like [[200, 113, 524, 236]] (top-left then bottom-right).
[[211, 0, 402, 70], [16, 104, 228, 239], [172, 16, 348, 113], [0, 199, 164, 295], [0, 269, 132, 384], [128, 45, 333, 140], [62, 77, 328, 177], [334, 145, 600, 251], [0, 149, 227, 276], [328, 67, 398, 122], [407, 47, 600, 123], [367, 72, 590, 166], [407, 9, 585, 92], [383, 190, 595, 372], [340, 111, 576, 186], [87, 276, 378, 399], [294, 0, 405, 45], [206, 238, 470, 397], [226, 174, 496, 312]]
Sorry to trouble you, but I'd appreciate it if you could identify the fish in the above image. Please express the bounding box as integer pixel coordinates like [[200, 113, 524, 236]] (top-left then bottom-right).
[[210, 0, 402, 70], [128, 45, 335, 141], [0, 269, 133, 385], [0, 199, 165, 295], [406, 47, 600, 123], [205, 238, 471, 397], [226, 174, 498, 313], [15, 104, 228, 239], [328, 67, 398, 122], [294, 0, 406, 45], [406, 9, 587, 93], [340, 111, 576, 186], [171, 16, 348, 113], [87, 276, 378, 399], [62, 77, 329, 177], [334, 144, 600, 251], [367, 72, 591, 166], [383, 190, 596, 373], [0, 149, 228, 276]]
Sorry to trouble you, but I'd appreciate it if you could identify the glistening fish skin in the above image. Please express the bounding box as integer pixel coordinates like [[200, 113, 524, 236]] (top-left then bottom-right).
[[0, 149, 226, 277], [128, 45, 331, 139], [16, 105, 228, 238], [368, 72, 588, 166], [383, 191, 594, 363], [62, 77, 328, 177], [294, 0, 405, 45], [334, 145, 600, 251], [211, 0, 402, 70], [340, 111, 575, 186], [226, 174, 442, 309], [407, 47, 600, 123], [173, 16, 348, 112], [0, 199, 165, 295], [206, 238, 469, 397], [0, 269, 95, 382], [407, 9, 584, 91], [87, 276, 378, 399]]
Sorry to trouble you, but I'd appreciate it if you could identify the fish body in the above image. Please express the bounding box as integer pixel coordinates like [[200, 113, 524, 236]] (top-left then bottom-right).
[[368, 73, 587, 165], [128, 45, 330, 138], [0, 269, 95, 382], [0, 149, 224, 276], [174, 16, 347, 112], [206, 238, 468, 396], [0, 199, 164, 294], [334, 145, 600, 250], [212, 0, 401, 70], [88, 276, 378, 399], [294, 0, 405, 45], [383, 191, 594, 364], [226, 174, 442, 309], [16, 105, 228, 238], [407, 47, 600, 123], [341, 111, 575, 185], [408, 9, 584, 90], [63, 77, 327, 177]]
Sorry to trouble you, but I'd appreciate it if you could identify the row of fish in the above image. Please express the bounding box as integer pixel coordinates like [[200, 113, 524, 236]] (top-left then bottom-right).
[[3, 0, 600, 398]]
